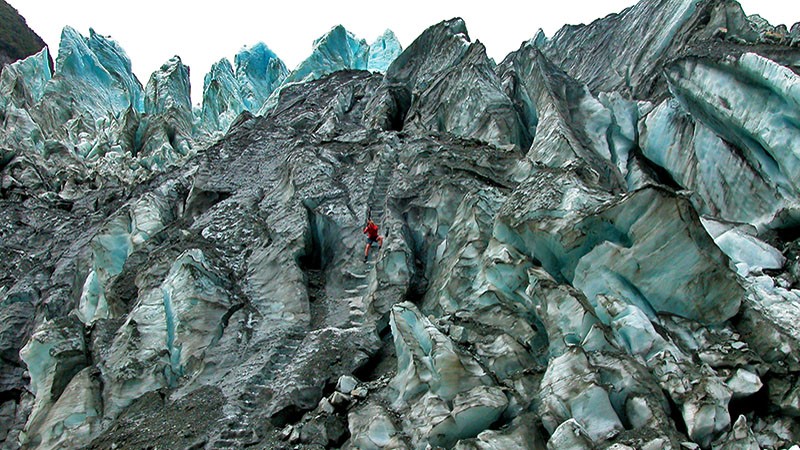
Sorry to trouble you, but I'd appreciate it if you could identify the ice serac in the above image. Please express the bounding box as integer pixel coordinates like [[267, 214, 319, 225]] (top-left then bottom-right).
[[639, 98, 784, 227], [539, 348, 624, 442], [659, 52, 800, 229], [497, 169, 742, 323], [77, 182, 183, 325], [363, 18, 472, 131], [387, 302, 507, 448], [98, 247, 234, 418], [259, 25, 369, 114], [702, 218, 785, 276], [541, 0, 765, 100], [402, 41, 530, 150], [286, 25, 369, 85], [497, 44, 649, 188], [33, 27, 143, 148], [453, 413, 546, 449], [136, 56, 193, 168], [18, 317, 94, 450], [0, 47, 51, 112], [234, 42, 288, 112], [197, 58, 245, 136], [84, 28, 144, 112], [197, 44, 288, 135], [367, 29, 402, 72], [0, 47, 51, 164], [366, 18, 529, 150]]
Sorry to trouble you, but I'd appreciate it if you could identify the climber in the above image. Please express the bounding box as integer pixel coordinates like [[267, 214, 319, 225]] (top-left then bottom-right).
[[363, 218, 383, 262]]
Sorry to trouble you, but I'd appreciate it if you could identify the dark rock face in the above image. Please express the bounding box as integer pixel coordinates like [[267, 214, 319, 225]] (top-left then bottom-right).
[[3, 2, 800, 449], [0, 0, 51, 72]]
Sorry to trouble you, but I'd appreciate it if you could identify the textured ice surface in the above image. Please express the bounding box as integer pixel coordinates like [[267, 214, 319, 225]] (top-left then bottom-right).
[[539, 349, 624, 443], [7, 7, 800, 450], [367, 29, 402, 72], [51, 27, 143, 113], [542, 0, 700, 97], [640, 97, 788, 227], [701, 217, 785, 275], [387, 302, 507, 447], [259, 25, 369, 114], [198, 43, 289, 136], [287, 25, 369, 85], [21, 368, 101, 450], [18, 318, 89, 449], [500, 171, 742, 323], [0, 56, 46, 167], [198, 58, 245, 135], [137, 56, 194, 168], [235, 42, 288, 112], [100, 248, 232, 418], [0, 48, 51, 112], [32, 27, 143, 149], [664, 53, 800, 229], [402, 41, 530, 150], [78, 183, 180, 324]]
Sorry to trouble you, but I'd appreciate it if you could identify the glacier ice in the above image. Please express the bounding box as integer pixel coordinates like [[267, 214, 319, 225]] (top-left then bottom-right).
[[712, 415, 760, 450], [539, 348, 624, 443], [235, 42, 288, 112], [664, 52, 800, 229], [499, 170, 742, 323], [368, 29, 403, 72], [6, 5, 800, 450], [453, 413, 546, 449], [198, 43, 290, 136], [18, 318, 89, 450], [197, 58, 245, 135], [99, 248, 233, 418], [570, 187, 742, 323], [259, 25, 370, 114], [402, 41, 530, 150], [546, 418, 594, 450], [33, 26, 144, 150], [385, 302, 507, 447], [347, 403, 405, 449], [701, 217, 785, 275], [639, 97, 785, 226], [20, 368, 101, 450], [363, 18, 472, 132], [285, 25, 369, 86], [136, 56, 194, 168], [77, 182, 181, 324], [0, 47, 51, 113], [725, 369, 763, 399]]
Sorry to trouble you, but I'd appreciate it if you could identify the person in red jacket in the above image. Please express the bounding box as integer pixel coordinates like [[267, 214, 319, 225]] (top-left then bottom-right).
[[363, 219, 383, 262]]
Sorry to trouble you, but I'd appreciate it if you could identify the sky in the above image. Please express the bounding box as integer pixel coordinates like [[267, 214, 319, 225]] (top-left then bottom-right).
[[9, 0, 800, 105]]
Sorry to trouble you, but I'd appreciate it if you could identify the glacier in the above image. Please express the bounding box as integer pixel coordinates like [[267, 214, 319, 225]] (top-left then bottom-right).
[[0, 24, 399, 187], [368, 29, 403, 72], [2, 0, 800, 449], [258, 24, 400, 115]]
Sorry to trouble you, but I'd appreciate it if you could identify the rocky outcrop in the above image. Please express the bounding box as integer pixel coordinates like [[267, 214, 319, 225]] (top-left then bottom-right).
[[0, 0, 51, 71]]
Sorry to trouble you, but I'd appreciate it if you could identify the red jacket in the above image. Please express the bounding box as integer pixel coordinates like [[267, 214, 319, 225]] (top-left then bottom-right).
[[364, 222, 379, 239]]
